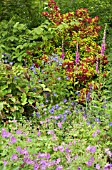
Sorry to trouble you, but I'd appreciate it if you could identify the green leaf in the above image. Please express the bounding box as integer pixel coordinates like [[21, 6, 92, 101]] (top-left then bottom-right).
[[13, 22, 19, 28], [1, 85, 8, 90], [10, 97, 16, 103], [12, 167, 20, 170], [33, 27, 43, 35], [40, 84, 46, 89], [28, 99, 34, 105], [0, 102, 4, 111], [21, 93, 27, 105], [43, 88, 51, 92]]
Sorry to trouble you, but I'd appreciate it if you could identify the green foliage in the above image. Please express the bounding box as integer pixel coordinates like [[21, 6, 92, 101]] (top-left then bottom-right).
[[0, 0, 47, 28], [55, 0, 112, 25], [0, 53, 69, 119]]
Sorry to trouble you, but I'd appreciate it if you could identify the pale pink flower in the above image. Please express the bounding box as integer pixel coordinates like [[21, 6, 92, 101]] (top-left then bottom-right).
[[101, 26, 106, 56]]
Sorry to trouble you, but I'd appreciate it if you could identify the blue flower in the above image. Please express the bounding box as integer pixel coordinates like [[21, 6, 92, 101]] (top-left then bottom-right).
[[109, 122, 112, 126], [55, 104, 59, 110], [63, 98, 67, 103], [9, 62, 13, 66], [95, 118, 100, 123], [57, 77, 61, 80], [36, 112, 40, 117], [53, 92, 57, 96]]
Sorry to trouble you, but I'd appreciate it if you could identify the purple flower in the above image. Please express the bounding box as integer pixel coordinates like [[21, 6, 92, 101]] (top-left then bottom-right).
[[48, 130, 54, 135], [97, 129, 100, 134], [96, 164, 100, 170], [20, 148, 29, 155], [92, 132, 97, 137], [101, 43, 105, 56], [86, 92, 90, 101], [66, 153, 71, 163], [53, 146, 58, 151], [37, 130, 41, 137], [103, 163, 112, 170], [87, 121, 90, 125], [1, 128, 11, 138], [16, 130, 22, 134], [23, 157, 33, 165], [56, 158, 61, 164], [105, 148, 112, 157], [77, 167, 81, 170], [66, 147, 71, 153], [56, 165, 63, 170], [57, 122, 62, 129], [36, 112, 40, 117], [11, 136, 17, 144], [55, 104, 59, 109], [86, 157, 94, 167], [95, 117, 100, 123], [58, 146, 64, 152], [61, 53, 64, 59], [3, 160, 7, 166], [27, 138, 32, 142], [63, 98, 67, 103], [34, 163, 39, 170], [11, 154, 18, 160], [16, 146, 22, 153], [86, 145, 96, 153]]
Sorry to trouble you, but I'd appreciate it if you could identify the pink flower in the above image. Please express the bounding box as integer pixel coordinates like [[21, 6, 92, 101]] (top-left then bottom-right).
[[96, 60, 99, 73], [2, 128, 11, 138], [96, 164, 100, 170], [16, 130, 22, 134], [57, 122, 62, 129], [61, 53, 64, 59], [3, 160, 7, 166], [101, 26, 106, 56], [75, 42, 80, 64], [58, 146, 64, 152], [56, 158, 61, 164], [11, 136, 17, 144], [37, 130, 41, 137], [86, 157, 94, 167], [56, 165, 63, 170], [86, 145, 96, 153], [11, 154, 18, 160]]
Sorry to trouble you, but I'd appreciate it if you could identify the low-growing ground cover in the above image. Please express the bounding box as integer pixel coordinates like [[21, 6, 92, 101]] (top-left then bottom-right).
[[0, 98, 112, 170], [0, 0, 112, 169]]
